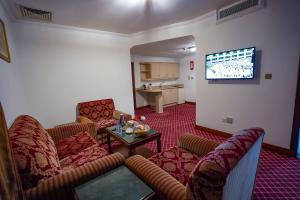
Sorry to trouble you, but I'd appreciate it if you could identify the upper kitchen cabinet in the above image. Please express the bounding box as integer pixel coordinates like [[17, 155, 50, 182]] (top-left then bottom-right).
[[140, 62, 179, 81]]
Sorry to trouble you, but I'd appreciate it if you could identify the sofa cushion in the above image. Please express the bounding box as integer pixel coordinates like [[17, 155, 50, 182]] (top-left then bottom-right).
[[56, 131, 98, 160], [60, 144, 108, 171], [77, 99, 115, 122], [95, 118, 117, 132], [8, 115, 61, 189], [149, 146, 202, 185], [186, 127, 265, 200]]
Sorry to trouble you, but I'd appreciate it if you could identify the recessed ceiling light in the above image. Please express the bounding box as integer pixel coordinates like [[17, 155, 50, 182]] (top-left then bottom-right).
[[189, 47, 196, 52]]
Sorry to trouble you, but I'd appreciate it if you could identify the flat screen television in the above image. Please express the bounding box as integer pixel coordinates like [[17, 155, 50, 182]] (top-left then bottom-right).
[[205, 47, 256, 80]]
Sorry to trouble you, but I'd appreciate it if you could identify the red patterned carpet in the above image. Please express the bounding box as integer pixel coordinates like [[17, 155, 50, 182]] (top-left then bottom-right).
[[135, 104, 300, 200]]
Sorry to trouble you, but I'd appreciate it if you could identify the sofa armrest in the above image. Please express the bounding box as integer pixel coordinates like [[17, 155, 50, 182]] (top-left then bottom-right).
[[113, 110, 132, 121], [76, 115, 94, 124], [125, 155, 186, 200], [47, 122, 97, 144], [178, 134, 219, 156], [25, 153, 125, 200]]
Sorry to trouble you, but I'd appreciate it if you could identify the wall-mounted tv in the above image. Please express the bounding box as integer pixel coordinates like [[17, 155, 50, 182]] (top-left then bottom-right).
[[205, 47, 256, 80]]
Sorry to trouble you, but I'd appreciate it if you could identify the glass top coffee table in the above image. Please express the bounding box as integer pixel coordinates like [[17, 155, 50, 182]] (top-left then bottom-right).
[[75, 165, 154, 200], [106, 126, 161, 156]]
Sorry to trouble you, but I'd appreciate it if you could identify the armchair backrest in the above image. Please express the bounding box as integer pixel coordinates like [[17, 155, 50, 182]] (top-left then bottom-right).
[[0, 102, 24, 200], [77, 99, 115, 122], [187, 127, 265, 200]]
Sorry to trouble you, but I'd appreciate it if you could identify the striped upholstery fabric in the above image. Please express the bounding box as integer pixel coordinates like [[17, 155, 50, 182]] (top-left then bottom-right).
[[178, 134, 220, 156], [25, 152, 125, 200], [47, 123, 97, 143], [125, 155, 186, 200]]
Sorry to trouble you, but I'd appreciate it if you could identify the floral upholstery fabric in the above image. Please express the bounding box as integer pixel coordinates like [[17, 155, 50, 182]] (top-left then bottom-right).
[[60, 144, 108, 171], [77, 99, 115, 122], [149, 146, 202, 185], [8, 115, 61, 189], [95, 118, 117, 132], [77, 99, 118, 144], [55, 131, 98, 160], [187, 127, 265, 200]]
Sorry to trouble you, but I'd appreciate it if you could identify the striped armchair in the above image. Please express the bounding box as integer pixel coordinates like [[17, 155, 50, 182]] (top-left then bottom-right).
[[76, 98, 132, 144], [126, 128, 265, 200], [0, 103, 125, 200]]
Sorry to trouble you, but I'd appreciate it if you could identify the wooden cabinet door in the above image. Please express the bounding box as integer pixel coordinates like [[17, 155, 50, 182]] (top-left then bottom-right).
[[168, 63, 179, 79], [172, 63, 180, 78], [162, 88, 178, 105], [169, 88, 178, 103], [162, 90, 169, 105], [159, 63, 179, 79], [150, 63, 160, 79], [159, 63, 170, 79]]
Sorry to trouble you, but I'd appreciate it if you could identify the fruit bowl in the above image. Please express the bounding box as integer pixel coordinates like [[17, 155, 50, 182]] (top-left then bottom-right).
[[134, 124, 150, 137]]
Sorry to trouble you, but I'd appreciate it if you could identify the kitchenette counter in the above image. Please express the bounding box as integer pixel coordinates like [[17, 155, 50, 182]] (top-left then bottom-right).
[[136, 84, 184, 113]]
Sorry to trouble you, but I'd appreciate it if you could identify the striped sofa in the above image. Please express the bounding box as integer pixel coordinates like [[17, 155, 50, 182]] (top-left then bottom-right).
[[76, 98, 132, 144], [126, 128, 265, 200], [0, 104, 125, 200]]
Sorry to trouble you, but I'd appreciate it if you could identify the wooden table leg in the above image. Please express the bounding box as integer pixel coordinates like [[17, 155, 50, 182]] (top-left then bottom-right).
[[157, 136, 161, 153], [129, 147, 134, 157], [107, 133, 112, 154], [155, 93, 163, 113]]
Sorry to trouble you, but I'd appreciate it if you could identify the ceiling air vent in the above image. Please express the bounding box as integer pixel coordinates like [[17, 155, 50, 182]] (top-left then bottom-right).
[[217, 0, 266, 23], [19, 5, 52, 22]]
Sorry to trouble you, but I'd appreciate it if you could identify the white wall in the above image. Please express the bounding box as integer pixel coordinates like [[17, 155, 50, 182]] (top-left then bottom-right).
[[12, 22, 134, 127], [0, 1, 134, 128], [131, 55, 179, 107], [130, 0, 300, 149], [0, 4, 27, 126], [178, 55, 196, 102]]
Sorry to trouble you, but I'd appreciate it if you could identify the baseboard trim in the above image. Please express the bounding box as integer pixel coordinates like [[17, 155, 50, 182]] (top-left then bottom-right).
[[135, 105, 151, 109], [195, 125, 293, 156], [196, 125, 231, 138], [185, 101, 196, 105]]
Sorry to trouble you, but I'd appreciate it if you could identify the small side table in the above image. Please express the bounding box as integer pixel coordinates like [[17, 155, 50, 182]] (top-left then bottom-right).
[[75, 166, 154, 200]]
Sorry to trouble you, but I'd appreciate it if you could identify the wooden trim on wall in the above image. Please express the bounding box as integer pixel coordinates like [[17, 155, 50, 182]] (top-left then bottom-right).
[[195, 125, 293, 156], [196, 125, 231, 138], [131, 62, 137, 109], [135, 105, 151, 110], [185, 101, 196, 105]]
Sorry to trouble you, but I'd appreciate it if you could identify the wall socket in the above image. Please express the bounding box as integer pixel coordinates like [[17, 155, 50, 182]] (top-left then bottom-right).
[[222, 117, 233, 124]]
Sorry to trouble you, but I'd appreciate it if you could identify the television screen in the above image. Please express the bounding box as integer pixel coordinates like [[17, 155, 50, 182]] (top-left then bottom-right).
[[205, 47, 256, 80]]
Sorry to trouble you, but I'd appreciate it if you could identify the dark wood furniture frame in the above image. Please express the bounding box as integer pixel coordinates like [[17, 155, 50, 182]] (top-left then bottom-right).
[[106, 129, 161, 156]]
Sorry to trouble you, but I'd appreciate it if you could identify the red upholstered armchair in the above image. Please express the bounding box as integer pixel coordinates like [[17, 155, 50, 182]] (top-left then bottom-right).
[[0, 102, 125, 200], [76, 98, 132, 144], [126, 128, 265, 200]]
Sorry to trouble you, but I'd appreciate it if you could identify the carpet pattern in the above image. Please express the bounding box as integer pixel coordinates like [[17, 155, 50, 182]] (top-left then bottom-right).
[[135, 104, 300, 200]]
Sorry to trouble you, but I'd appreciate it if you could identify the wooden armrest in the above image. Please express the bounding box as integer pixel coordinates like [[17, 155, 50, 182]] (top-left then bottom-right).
[[178, 134, 219, 156], [125, 155, 186, 200], [46, 122, 97, 143], [113, 110, 132, 121], [25, 153, 125, 200], [76, 116, 94, 123]]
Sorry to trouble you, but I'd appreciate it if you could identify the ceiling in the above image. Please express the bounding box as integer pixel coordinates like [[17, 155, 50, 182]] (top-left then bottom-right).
[[6, 0, 238, 34], [131, 35, 195, 58]]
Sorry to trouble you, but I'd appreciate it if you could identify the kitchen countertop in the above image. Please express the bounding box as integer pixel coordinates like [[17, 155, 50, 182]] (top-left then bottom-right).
[[136, 84, 184, 92]]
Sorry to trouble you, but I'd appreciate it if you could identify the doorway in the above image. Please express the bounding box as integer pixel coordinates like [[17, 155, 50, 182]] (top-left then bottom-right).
[[291, 56, 300, 158], [130, 35, 196, 112], [131, 62, 137, 109]]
